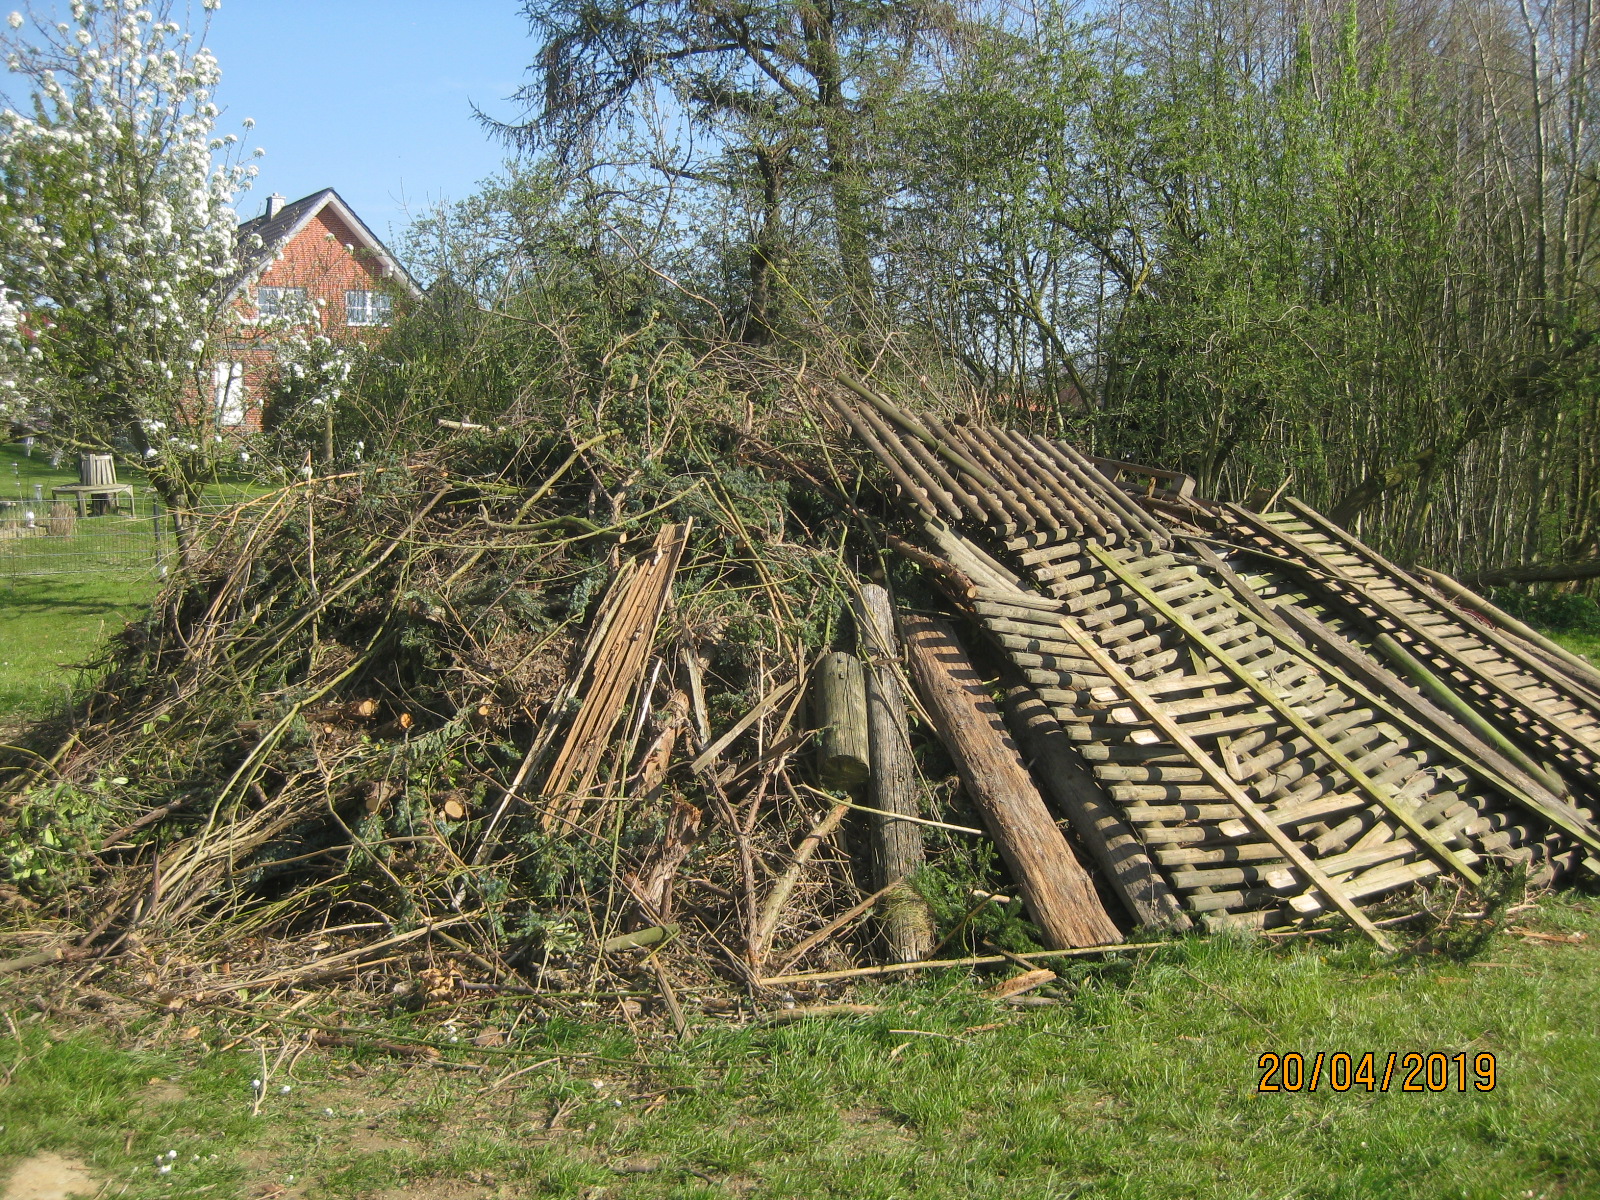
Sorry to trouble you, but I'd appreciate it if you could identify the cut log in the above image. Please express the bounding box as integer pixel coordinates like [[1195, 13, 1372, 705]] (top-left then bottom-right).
[[814, 651, 871, 789], [855, 584, 936, 962], [1002, 684, 1191, 932], [901, 613, 1122, 948]]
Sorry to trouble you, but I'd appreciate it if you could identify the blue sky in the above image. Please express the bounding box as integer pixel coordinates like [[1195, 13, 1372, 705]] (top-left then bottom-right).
[[206, 1, 535, 244]]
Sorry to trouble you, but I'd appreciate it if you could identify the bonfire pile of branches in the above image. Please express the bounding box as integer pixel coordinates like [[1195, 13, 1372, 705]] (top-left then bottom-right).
[[0, 373, 1031, 1015]]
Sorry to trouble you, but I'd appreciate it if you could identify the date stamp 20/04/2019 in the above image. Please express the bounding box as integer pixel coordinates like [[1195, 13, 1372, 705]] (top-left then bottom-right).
[[1257, 1051, 1497, 1093]]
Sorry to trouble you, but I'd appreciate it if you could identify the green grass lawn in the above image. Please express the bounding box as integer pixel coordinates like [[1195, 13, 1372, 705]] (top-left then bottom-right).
[[0, 903, 1595, 1199], [1, 440, 163, 729], [0, 439, 268, 507], [0, 438, 94, 500], [0, 439, 268, 731], [0, 573, 159, 730], [1553, 629, 1600, 666]]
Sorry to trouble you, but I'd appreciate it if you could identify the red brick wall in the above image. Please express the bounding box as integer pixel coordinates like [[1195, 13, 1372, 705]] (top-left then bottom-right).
[[214, 204, 400, 432]]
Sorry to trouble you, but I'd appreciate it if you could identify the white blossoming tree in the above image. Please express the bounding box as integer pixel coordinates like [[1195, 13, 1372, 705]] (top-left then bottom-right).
[[258, 298, 359, 470], [0, 0, 260, 516], [0, 276, 38, 416]]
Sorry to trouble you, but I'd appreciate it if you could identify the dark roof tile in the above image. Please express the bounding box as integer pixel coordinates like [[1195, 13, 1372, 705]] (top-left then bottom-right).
[[232, 187, 336, 280]]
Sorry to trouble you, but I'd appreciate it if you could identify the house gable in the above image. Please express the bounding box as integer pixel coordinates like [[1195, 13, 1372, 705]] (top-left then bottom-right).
[[250, 205, 393, 316], [231, 188, 420, 303], [210, 189, 419, 435]]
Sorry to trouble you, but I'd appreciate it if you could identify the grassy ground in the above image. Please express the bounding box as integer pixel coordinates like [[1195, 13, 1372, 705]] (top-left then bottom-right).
[[1553, 629, 1600, 666], [0, 573, 159, 732], [0, 439, 266, 732], [0, 440, 267, 505], [0, 902, 1595, 1199], [0, 439, 91, 500]]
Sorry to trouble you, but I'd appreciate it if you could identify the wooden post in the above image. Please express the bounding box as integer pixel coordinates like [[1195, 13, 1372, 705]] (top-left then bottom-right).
[[814, 652, 870, 789], [855, 585, 936, 962], [1002, 684, 1191, 932], [901, 613, 1121, 948]]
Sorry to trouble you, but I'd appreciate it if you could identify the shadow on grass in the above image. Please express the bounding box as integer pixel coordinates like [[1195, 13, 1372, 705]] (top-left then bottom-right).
[[0, 575, 160, 618], [0, 571, 158, 751]]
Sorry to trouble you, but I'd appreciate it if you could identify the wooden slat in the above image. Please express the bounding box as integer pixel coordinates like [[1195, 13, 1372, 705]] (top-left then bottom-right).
[[1085, 543, 1484, 889]]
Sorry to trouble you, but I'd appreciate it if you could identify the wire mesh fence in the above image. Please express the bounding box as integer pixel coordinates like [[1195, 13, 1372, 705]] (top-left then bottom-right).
[[0, 490, 175, 580]]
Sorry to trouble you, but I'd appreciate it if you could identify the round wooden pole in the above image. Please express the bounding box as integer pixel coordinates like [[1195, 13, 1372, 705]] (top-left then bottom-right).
[[814, 652, 870, 789], [855, 585, 937, 962]]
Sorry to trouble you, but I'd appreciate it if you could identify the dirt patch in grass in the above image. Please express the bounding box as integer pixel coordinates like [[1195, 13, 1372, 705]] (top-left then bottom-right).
[[0, 1154, 97, 1200], [371, 1182, 495, 1200], [133, 1079, 188, 1107]]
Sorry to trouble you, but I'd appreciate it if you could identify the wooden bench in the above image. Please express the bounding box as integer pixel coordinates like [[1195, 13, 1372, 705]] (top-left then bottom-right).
[[49, 482, 136, 517], [50, 453, 136, 517]]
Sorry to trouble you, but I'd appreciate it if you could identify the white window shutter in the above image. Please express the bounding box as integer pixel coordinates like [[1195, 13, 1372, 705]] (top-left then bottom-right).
[[214, 361, 246, 426]]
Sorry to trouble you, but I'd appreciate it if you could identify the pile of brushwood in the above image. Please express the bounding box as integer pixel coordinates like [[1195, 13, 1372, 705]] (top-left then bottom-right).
[[0, 368, 1053, 1019]]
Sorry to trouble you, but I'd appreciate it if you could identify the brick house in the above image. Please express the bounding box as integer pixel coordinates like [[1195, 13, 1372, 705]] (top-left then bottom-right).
[[213, 188, 421, 431]]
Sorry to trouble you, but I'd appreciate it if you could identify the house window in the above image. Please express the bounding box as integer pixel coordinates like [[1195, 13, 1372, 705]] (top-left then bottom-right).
[[257, 286, 308, 320], [345, 290, 392, 326], [213, 361, 245, 426]]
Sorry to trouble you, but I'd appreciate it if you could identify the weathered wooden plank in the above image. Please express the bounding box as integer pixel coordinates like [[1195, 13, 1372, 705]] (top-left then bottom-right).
[[1037, 597, 1397, 949], [855, 585, 936, 963], [901, 614, 1123, 947]]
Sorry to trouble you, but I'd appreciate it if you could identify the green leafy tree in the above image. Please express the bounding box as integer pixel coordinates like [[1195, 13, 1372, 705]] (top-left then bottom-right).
[[496, 0, 968, 341]]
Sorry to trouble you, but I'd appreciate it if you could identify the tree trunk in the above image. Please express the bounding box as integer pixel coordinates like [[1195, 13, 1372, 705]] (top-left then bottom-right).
[[800, 2, 873, 331], [901, 613, 1121, 948], [144, 458, 201, 568], [1461, 556, 1600, 586], [744, 144, 787, 345], [1328, 440, 1450, 527]]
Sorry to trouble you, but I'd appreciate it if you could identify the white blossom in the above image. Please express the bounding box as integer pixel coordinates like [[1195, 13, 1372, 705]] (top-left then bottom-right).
[[0, 0, 259, 490]]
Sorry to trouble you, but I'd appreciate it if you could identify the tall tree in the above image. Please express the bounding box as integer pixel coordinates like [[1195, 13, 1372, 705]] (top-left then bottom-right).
[[495, 0, 968, 341]]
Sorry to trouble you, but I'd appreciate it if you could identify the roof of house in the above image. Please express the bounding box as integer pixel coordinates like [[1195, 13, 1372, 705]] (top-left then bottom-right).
[[229, 187, 422, 300]]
